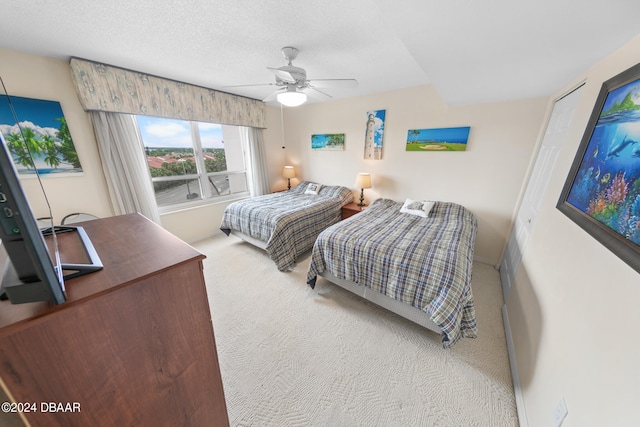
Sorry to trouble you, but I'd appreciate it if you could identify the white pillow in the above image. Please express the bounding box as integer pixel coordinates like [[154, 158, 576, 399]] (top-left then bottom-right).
[[422, 201, 435, 215], [400, 199, 434, 217], [304, 183, 322, 195]]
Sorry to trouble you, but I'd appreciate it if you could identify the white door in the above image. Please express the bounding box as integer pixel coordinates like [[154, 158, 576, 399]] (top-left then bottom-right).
[[500, 85, 583, 301]]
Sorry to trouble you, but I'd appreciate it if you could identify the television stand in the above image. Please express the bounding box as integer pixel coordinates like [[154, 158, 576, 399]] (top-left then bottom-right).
[[0, 214, 229, 426], [0, 225, 104, 304], [41, 225, 103, 279]]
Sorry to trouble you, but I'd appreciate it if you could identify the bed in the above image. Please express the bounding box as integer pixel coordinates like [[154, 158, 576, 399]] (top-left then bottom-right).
[[306, 198, 478, 348], [220, 181, 353, 271]]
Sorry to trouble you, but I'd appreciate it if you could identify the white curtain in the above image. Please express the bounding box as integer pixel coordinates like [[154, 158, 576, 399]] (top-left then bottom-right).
[[90, 111, 161, 224], [241, 126, 270, 196]]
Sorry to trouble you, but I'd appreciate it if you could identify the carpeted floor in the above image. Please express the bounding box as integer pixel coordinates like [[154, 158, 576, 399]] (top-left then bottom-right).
[[194, 234, 519, 427]]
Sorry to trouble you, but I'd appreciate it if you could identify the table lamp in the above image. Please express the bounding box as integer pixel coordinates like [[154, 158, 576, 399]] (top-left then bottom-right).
[[355, 173, 372, 206], [282, 166, 295, 190]]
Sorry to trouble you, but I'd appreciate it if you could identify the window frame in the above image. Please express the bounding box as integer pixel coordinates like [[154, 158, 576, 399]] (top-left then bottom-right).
[[135, 117, 250, 213]]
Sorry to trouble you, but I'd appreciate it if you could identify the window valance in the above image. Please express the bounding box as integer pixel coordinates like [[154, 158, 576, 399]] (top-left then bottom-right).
[[69, 57, 266, 128]]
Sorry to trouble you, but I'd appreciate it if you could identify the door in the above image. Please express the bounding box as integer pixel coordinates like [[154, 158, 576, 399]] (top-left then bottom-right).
[[500, 84, 584, 301]]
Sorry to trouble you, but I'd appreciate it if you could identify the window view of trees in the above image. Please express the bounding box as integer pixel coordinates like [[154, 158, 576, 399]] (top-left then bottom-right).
[[136, 115, 246, 208], [145, 147, 227, 193]]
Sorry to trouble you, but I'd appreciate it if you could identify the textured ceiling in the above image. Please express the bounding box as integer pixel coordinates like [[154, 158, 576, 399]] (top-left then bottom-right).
[[0, 0, 639, 106]]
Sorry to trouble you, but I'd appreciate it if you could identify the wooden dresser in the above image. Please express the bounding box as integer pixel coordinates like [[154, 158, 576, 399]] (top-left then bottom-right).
[[0, 214, 229, 427]]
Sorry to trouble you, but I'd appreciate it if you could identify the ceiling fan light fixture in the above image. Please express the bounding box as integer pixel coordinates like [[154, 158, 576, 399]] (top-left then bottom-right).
[[277, 90, 307, 107]]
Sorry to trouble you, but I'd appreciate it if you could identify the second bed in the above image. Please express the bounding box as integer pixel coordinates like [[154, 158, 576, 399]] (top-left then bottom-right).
[[306, 198, 478, 348]]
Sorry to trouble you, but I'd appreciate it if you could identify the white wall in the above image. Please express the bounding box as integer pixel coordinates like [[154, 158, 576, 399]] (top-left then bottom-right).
[[263, 105, 289, 191], [506, 35, 640, 426], [280, 85, 548, 264], [0, 47, 112, 221]]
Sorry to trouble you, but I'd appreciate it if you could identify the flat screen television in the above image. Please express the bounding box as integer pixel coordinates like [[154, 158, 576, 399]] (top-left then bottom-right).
[[0, 95, 102, 305], [0, 131, 67, 304]]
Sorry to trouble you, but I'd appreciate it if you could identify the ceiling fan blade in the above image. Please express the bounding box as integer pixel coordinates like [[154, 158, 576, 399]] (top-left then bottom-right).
[[307, 78, 358, 88], [267, 67, 296, 84], [303, 86, 333, 100], [262, 88, 285, 103]]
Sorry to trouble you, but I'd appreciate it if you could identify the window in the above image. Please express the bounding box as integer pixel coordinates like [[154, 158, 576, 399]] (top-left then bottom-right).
[[135, 116, 248, 209]]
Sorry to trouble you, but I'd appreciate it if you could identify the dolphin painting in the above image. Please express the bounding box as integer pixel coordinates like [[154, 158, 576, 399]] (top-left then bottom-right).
[[606, 135, 638, 158]]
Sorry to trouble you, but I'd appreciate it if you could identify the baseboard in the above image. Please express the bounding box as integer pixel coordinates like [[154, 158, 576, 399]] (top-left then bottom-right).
[[502, 304, 528, 427]]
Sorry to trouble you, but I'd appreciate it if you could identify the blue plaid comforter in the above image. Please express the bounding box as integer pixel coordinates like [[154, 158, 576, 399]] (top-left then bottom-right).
[[220, 182, 353, 271], [306, 198, 478, 348]]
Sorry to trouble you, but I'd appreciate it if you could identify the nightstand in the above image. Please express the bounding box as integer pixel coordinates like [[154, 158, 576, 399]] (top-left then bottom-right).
[[341, 202, 366, 220]]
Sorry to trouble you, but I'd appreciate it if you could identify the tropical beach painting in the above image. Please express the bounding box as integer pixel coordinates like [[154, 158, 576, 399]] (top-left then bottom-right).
[[0, 95, 82, 176], [558, 63, 640, 274], [312, 133, 345, 151], [406, 126, 470, 151]]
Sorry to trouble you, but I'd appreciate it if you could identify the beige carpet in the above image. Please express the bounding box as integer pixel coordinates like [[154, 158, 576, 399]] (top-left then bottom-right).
[[194, 234, 519, 427]]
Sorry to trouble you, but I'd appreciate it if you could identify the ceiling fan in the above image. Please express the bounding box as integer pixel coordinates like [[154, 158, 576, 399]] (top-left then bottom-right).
[[228, 46, 358, 106]]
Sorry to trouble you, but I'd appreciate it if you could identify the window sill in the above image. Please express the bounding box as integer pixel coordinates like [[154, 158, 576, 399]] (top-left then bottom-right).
[[157, 192, 250, 216]]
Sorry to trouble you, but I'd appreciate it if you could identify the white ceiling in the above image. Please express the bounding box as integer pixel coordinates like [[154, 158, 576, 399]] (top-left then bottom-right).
[[1, 0, 639, 106]]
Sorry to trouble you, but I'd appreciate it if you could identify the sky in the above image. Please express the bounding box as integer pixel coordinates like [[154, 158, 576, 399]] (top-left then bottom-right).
[[407, 126, 471, 143], [0, 121, 59, 140], [0, 96, 66, 141], [136, 116, 224, 148], [0, 96, 66, 130]]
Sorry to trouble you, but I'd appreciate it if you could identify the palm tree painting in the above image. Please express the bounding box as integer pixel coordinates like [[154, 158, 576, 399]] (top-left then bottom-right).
[[0, 95, 83, 175], [311, 133, 345, 151]]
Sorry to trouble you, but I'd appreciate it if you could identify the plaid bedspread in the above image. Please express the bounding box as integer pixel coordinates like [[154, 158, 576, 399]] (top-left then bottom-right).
[[306, 198, 478, 348], [220, 182, 353, 271]]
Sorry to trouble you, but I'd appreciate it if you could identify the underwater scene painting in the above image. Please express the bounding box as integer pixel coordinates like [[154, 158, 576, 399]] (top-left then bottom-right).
[[566, 77, 640, 246]]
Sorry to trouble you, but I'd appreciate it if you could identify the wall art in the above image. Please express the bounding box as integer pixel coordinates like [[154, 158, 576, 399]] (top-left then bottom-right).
[[312, 133, 345, 151], [364, 109, 385, 159], [0, 95, 83, 175], [557, 62, 640, 274], [406, 126, 470, 151]]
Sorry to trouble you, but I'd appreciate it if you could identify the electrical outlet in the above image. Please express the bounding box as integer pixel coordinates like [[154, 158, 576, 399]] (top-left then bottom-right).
[[553, 398, 568, 427]]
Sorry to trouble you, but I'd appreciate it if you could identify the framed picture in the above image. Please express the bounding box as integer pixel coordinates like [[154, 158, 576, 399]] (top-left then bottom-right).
[[0, 95, 83, 176], [311, 133, 345, 151], [406, 126, 470, 151], [364, 109, 385, 159], [557, 62, 640, 274]]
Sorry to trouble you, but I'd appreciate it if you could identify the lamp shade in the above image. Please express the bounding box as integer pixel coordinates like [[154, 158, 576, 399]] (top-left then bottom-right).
[[277, 90, 307, 107], [282, 165, 296, 178], [355, 173, 372, 189]]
